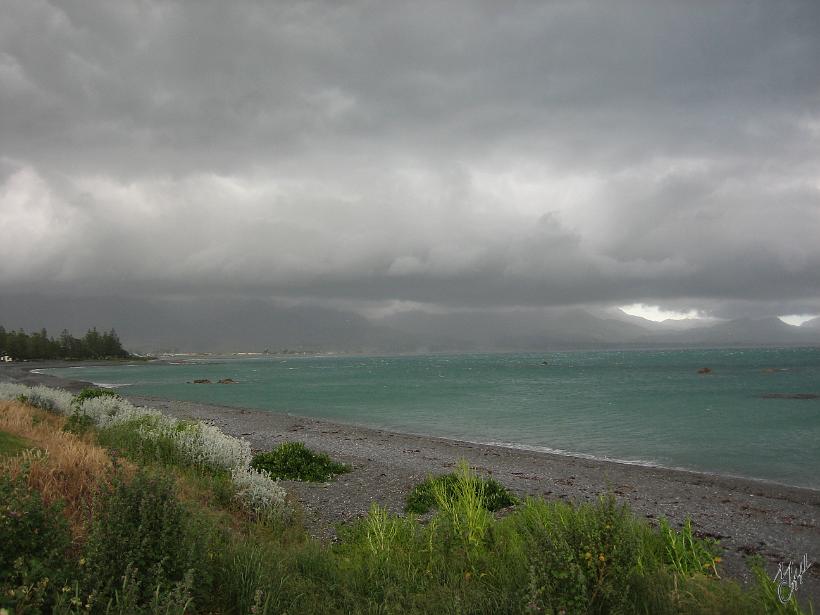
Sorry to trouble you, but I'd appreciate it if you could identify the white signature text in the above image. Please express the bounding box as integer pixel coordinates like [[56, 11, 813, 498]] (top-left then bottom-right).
[[773, 553, 813, 604]]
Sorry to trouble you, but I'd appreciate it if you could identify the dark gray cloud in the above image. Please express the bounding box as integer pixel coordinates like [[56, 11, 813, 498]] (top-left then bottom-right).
[[1, 0, 819, 323]]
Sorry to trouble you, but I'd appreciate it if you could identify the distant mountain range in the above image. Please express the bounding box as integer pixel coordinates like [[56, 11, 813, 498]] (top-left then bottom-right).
[[378, 309, 820, 352], [2, 294, 819, 354]]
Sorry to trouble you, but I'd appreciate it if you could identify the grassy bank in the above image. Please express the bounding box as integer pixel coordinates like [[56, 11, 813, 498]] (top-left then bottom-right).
[[0, 384, 813, 614]]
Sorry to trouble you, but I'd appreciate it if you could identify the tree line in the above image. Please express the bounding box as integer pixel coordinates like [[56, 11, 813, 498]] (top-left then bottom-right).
[[0, 326, 131, 360]]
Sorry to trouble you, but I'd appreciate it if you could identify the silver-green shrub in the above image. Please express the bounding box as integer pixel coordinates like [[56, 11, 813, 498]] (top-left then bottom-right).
[[0, 383, 286, 515]]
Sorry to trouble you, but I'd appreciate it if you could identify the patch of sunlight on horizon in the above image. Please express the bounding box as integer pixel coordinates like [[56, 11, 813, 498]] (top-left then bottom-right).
[[778, 314, 819, 326], [619, 303, 703, 322]]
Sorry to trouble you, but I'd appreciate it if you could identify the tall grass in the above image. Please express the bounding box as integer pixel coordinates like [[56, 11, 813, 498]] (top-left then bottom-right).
[[0, 401, 116, 531], [659, 517, 721, 578], [432, 460, 494, 553], [405, 463, 518, 514]]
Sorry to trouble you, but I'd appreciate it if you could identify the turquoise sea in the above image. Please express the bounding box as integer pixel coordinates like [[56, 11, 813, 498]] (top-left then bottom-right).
[[42, 347, 820, 490]]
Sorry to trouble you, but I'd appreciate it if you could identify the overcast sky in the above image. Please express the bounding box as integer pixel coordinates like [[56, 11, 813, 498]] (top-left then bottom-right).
[[2, 0, 819, 324]]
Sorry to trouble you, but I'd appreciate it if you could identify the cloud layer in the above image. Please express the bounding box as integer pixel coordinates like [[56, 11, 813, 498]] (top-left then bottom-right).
[[2, 0, 819, 319]]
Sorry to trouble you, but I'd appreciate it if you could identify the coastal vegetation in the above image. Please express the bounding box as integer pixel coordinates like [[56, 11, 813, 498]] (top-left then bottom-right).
[[0, 326, 131, 361], [0, 383, 813, 614], [405, 466, 519, 514], [0, 430, 29, 458], [251, 441, 351, 482]]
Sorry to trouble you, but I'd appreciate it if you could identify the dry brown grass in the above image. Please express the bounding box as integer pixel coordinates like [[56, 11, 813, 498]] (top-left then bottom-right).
[[0, 400, 123, 533]]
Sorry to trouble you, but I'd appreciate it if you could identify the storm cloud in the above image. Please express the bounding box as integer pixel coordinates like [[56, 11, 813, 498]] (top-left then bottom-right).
[[2, 0, 820, 324]]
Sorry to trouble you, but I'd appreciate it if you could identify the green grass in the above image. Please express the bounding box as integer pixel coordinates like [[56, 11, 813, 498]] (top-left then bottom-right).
[[96, 415, 198, 469], [0, 430, 30, 458], [405, 465, 519, 514], [251, 441, 351, 482]]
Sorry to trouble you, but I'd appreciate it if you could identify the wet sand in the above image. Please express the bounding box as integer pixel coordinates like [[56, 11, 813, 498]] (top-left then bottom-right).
[[2, 362, 818, 605]]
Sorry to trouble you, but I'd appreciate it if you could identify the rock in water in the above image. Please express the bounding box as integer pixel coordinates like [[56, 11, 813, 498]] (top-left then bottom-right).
[[760, 393, 818, 400]]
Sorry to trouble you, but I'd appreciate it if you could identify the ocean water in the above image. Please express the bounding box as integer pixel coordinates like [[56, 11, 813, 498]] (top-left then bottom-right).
[[42, 347, 820, 490]]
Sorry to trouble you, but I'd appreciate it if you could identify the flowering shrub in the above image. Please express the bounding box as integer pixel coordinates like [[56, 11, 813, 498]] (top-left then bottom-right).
[[231, 466, 287, 516], [157, 420, 253, 472], [0, 383, 74, 415], [78, 395, 163, 429]]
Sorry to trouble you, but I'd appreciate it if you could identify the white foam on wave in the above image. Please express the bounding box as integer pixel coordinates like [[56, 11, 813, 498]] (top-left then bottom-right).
[[477, 439, 665, 470], [92, 382, 132, 389]]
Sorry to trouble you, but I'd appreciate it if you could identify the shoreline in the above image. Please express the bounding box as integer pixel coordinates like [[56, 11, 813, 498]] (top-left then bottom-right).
[[2, 361, 818, 604], [22, 361, 820, 495]]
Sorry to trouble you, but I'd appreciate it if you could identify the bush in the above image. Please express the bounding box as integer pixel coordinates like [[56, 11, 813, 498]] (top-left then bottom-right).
[[63, 413, 96, 436], [0, 474, 72, 614], [405, 467, 518, 514], [516, 495, 644, 614], [68, 387, 119, 435], [72, 387, 120, 410], [17, 392, 57, 413], [251, 442, 350, 482], [81, 470, 213, 611], [0, 383, 74, 415]]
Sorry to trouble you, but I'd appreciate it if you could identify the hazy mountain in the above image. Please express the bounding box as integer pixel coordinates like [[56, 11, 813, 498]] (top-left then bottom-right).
[[647, 317, 820, 346], [589, 308, 668, 331], [801, 316, 820, 330], [595, 308, 718, 332], [380, 308, 653, 350], [657, 318, 719, 331], [383, 311, 820, 350], [2, 295, 819, 353]]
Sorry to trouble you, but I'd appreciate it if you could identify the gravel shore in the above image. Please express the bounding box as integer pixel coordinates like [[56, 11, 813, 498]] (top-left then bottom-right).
[[3, 362, 818, 605]]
